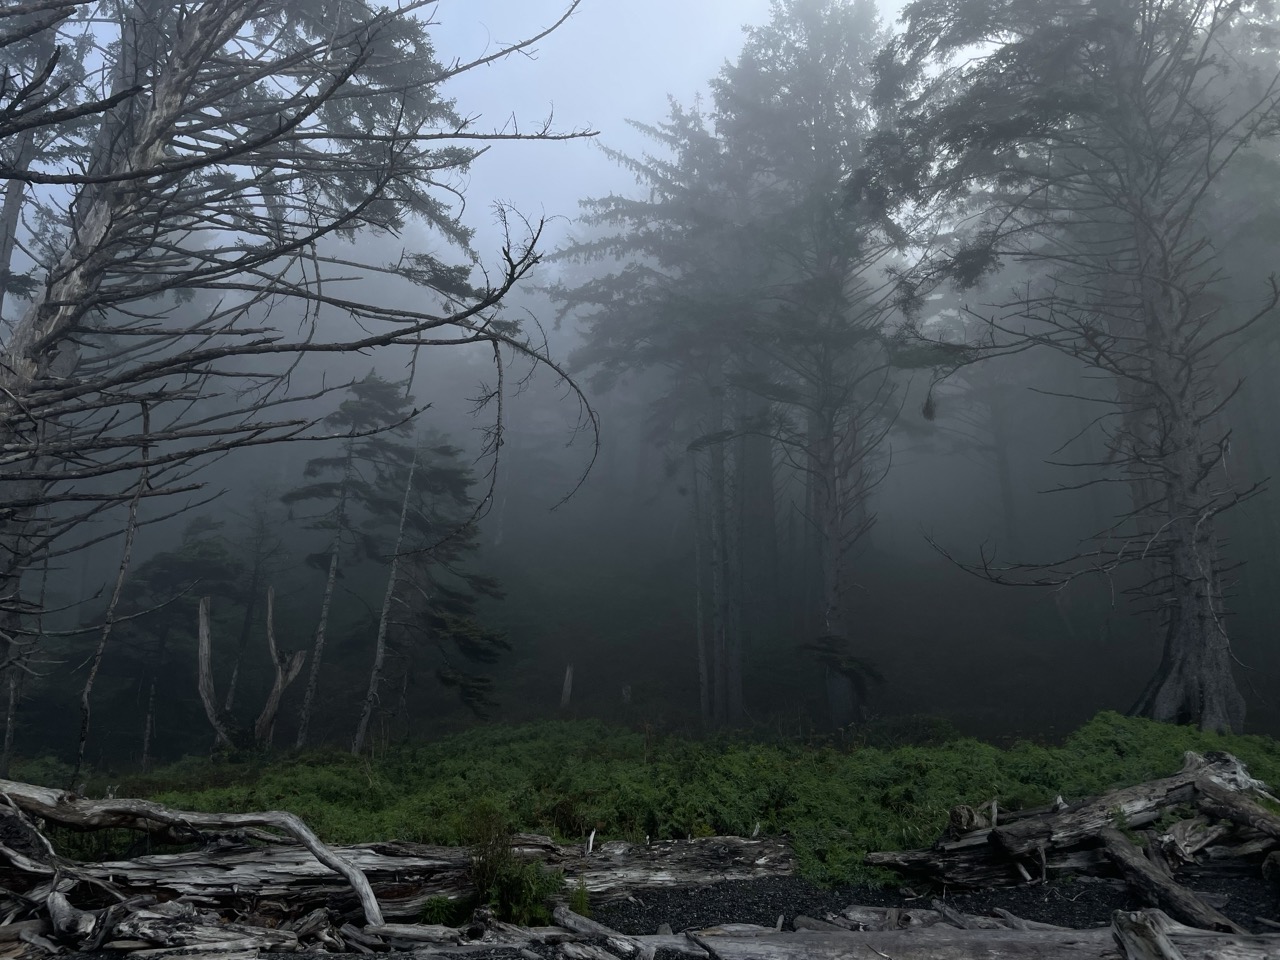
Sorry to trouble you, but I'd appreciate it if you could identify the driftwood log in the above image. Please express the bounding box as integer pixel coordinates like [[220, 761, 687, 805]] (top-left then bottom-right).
[[866, 750, 1280, 942]]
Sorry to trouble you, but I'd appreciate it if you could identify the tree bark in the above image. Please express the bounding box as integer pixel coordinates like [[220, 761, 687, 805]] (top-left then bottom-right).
[[196, 596, 233, 748]]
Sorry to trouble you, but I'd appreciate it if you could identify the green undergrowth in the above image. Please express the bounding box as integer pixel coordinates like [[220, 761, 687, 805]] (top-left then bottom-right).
[[29, 711, 1280, 889]]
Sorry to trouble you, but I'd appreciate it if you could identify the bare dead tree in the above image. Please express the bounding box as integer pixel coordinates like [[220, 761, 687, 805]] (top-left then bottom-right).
[[0, 0, 599, 756]]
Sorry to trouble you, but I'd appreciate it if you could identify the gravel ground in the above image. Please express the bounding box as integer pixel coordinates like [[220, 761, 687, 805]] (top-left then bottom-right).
[[590, 871, 1280, 935]]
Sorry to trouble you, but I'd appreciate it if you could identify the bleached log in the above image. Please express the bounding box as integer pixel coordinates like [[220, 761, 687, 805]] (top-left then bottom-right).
[[0, 779, 384, 926], [552, 906, 649, 959], [1100, 827, 1244, 934], [363, 923, 461, 944], [992, 752, 1249, 860], [865, 840, 1107, 886], [56, 834, 794, 921], [1195, 778, 1280, 843]]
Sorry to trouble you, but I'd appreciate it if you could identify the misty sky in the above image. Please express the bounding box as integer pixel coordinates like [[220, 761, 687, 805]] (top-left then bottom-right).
[[426, 1, 788, 256], [427, 0, 910, 264]]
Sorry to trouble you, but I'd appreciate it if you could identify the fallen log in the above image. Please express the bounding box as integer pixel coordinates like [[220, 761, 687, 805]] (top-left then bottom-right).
[[991, 752, 1250, 861], [864, 834, 1107, 885], [59, 834, 795, 920], [1099, 827, 1244, 934], [0, 778, 384, 926], [1195, 778, 1280, 844], [866, 749, 1280, 936], [624, 910, 1280, 960]]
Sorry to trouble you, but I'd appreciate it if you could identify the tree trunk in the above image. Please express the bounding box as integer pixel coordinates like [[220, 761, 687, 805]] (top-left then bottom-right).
[[813, 429, 855, 729], [1, 662, 24, 779], [222, 564, 262, 714], [689, 449, 711, 728], [1106, 13, 1246, 733], [295, 546, 340, 749], [1129, 526, 1243, 733], [353, 450, 417, 755], [296, 452, 353, 749], [0, 131, 35, 324], [197, 596, 233, 748], [707, 432, 729, 727], [140, 678, 156, 773], [559, 664, 573, 709], [255, 588, 304, 748], [74, 429, 148, 784]]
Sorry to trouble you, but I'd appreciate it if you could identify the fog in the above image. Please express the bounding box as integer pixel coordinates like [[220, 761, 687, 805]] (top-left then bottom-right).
[[2, 0, 1278, 770]]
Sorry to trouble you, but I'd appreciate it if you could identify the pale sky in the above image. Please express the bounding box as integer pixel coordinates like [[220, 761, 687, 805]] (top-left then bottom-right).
[[427, 0, 777, 256]]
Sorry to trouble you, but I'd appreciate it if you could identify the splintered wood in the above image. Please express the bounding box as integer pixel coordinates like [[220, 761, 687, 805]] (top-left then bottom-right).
[[0, 752, 1275, 958]]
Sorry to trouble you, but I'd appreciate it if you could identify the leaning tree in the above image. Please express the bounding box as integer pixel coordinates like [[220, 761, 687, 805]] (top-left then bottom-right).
[[870, 0, 1280, 731], [0, 0, 595, 747]]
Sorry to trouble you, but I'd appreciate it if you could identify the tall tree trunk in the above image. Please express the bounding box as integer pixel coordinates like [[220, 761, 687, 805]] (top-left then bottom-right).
[[295, 546, 340, 749], [0, 0, 177, 623], [1124, 178, 1244, 732], [353, 450, 417, 755], [196, 596, 233, 748], [295, 452, 352, 749], [140, 678, 156, 772], [223, 565, 262, 713], [0, 131, 35, 324], [706, 413, 730, 727], [813, 427, 855, 729], [800, 411, 824, 642], [1102, 10, 1246, 733], [1128, 345, 1242, 731], [1, 664, 24, 779], [689, 449, 711, 728], [732, 390, 774, 724], [256, 588, 304, 748], [73, 408, 149, 784]]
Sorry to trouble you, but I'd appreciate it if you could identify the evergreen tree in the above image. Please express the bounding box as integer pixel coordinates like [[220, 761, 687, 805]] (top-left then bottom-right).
[[556, 0, 905, 727], [283, 373, 418, 747]]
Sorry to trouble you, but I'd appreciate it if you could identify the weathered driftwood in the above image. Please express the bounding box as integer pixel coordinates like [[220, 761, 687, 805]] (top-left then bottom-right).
[[1196, 778, 1280, 843], [552, 906, 651, 960], [864, 831, 1107, 885], [627, 910, 1280, 960], [0, 778, 385, 926], [1099, 826, 1245, 933], [53, 833, 795, 921], [991, 752, 1250, 860], [866, 749, 1280, 938]]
